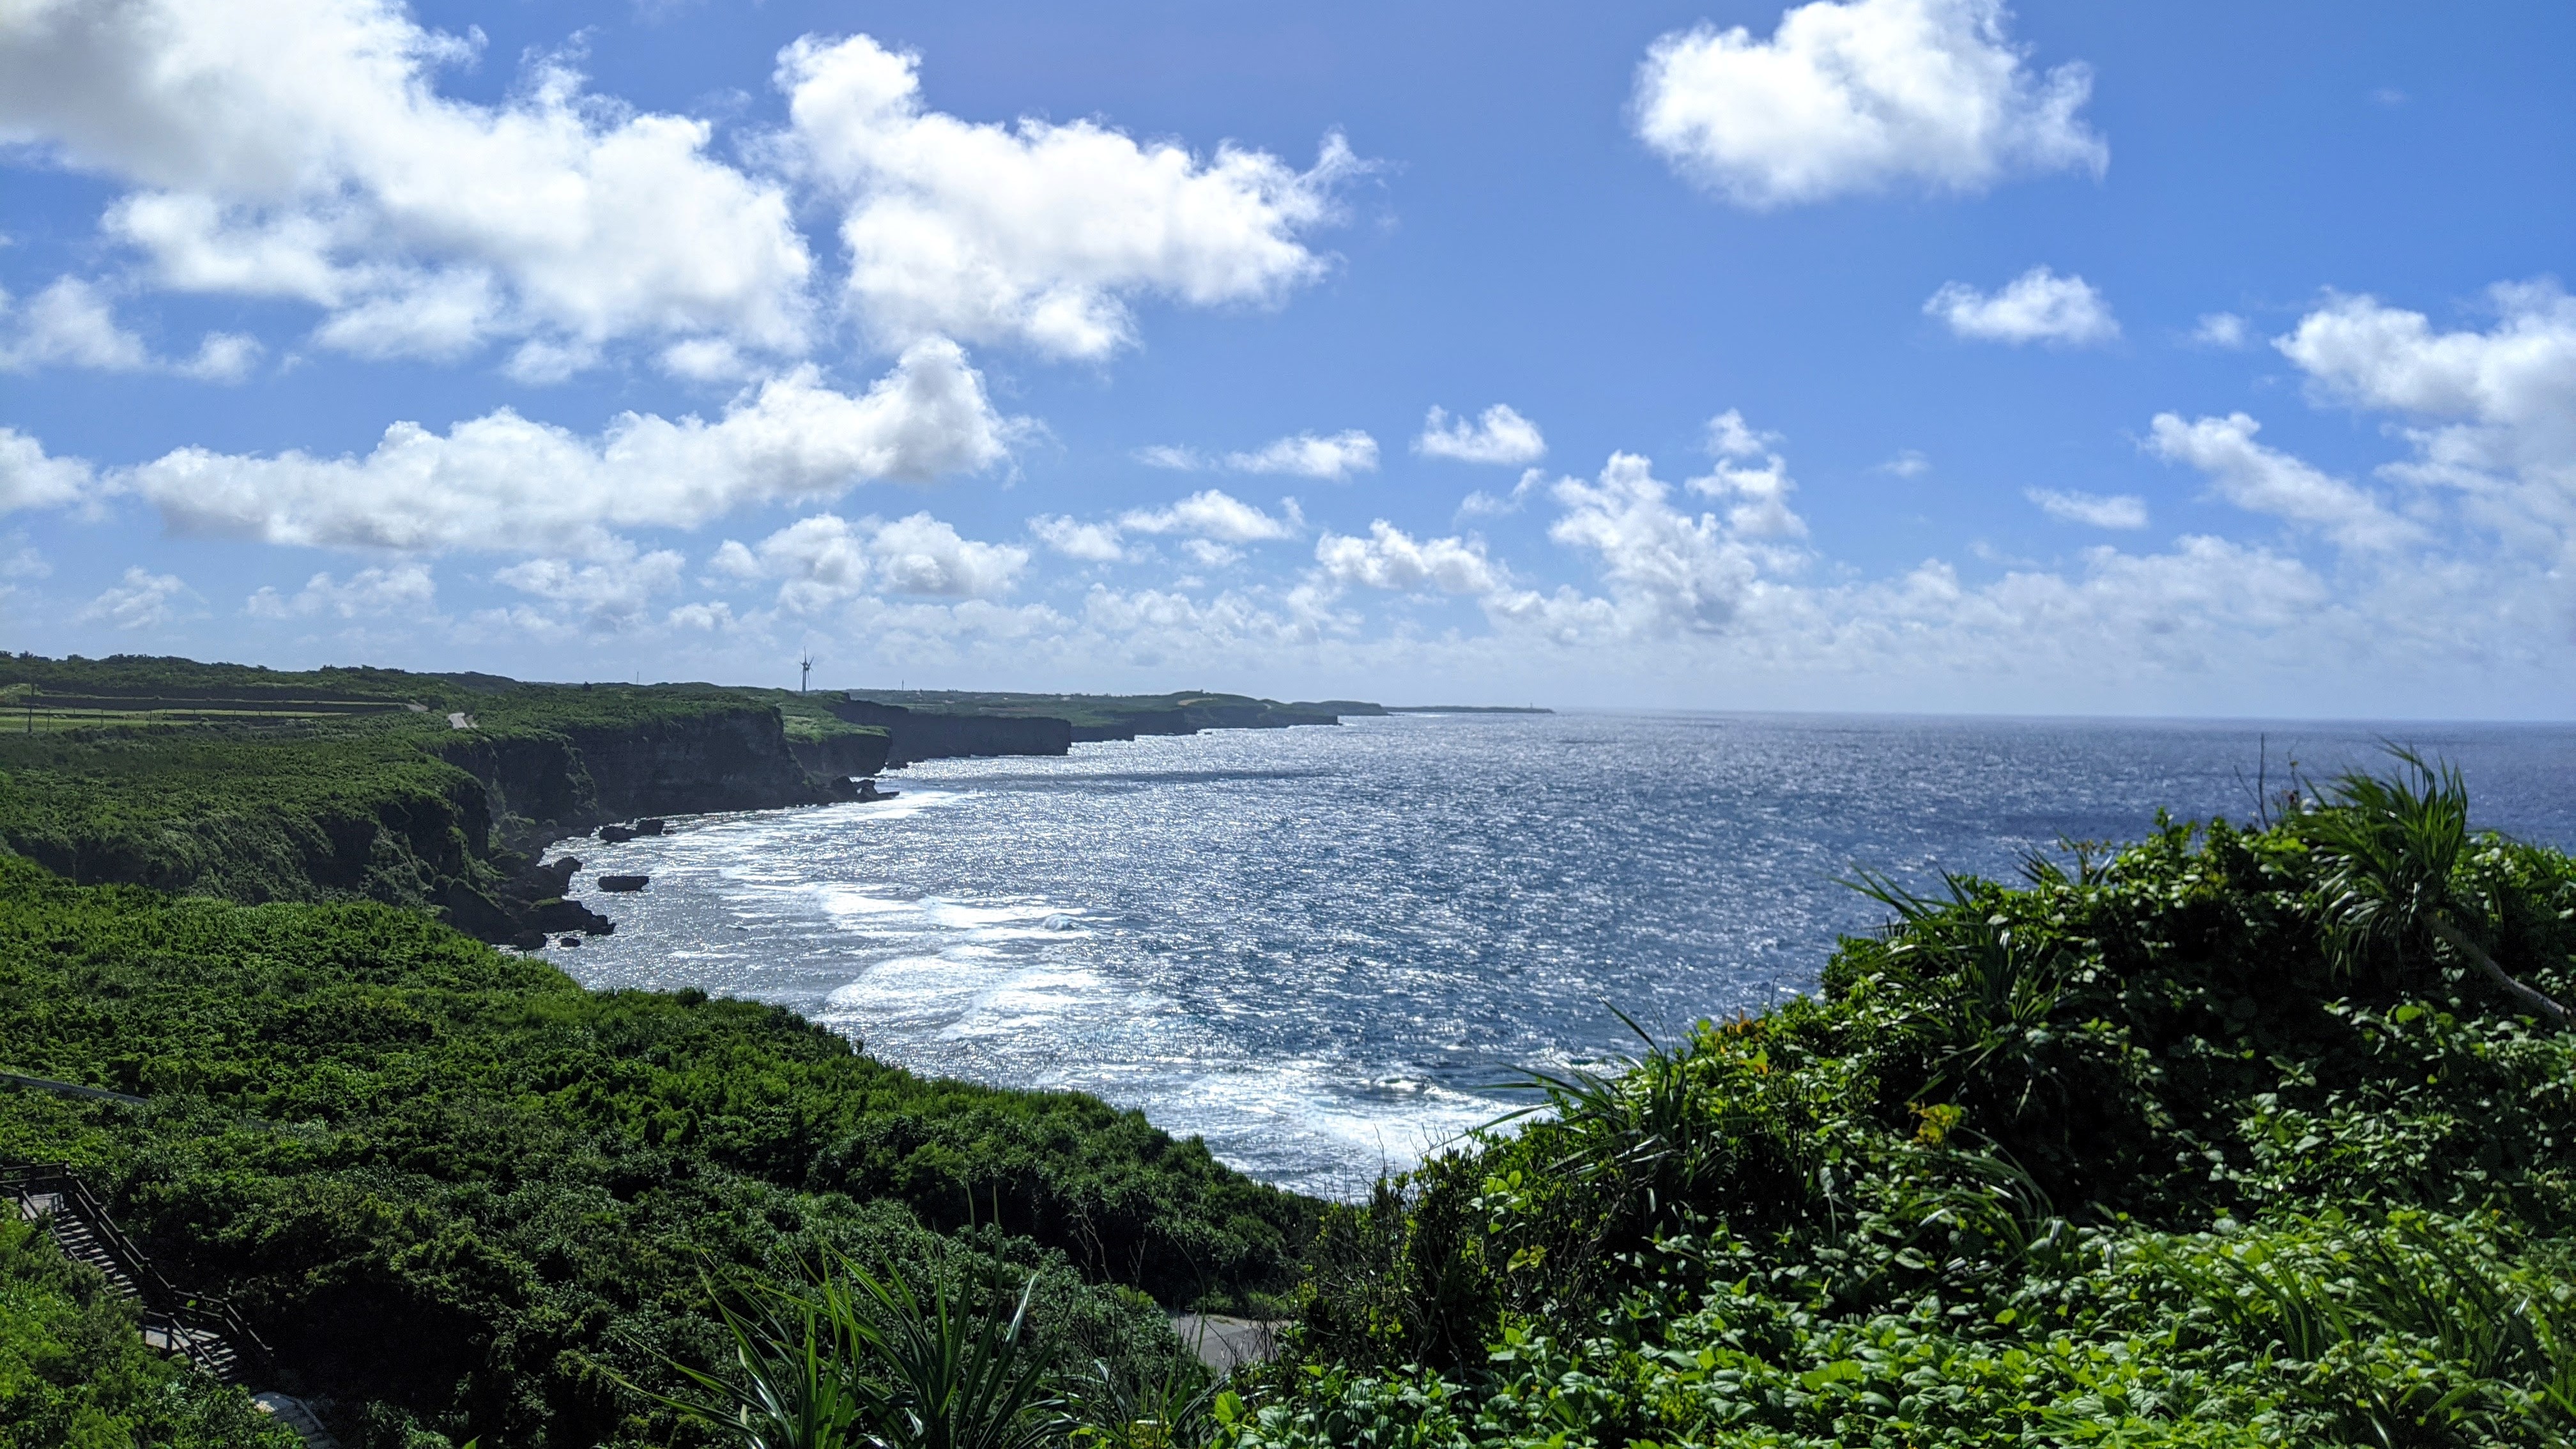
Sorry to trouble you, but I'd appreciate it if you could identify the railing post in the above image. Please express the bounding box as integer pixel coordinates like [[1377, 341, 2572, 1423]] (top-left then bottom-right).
[[0, 1158, 270, 1383]]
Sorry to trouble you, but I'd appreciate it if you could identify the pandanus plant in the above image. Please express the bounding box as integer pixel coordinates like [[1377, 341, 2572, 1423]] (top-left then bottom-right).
[[637, 1258, 1068, 1449], [2296, 749, 2568, 1026]]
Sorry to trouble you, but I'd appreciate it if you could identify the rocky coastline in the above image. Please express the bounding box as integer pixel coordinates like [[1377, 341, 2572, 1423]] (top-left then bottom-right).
[[0, 656, 1386, 953], [462, 689, 1381, 948]]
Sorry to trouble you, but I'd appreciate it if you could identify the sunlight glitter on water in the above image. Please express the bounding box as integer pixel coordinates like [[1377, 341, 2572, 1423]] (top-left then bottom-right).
[[544, 711, 2576, 1198]]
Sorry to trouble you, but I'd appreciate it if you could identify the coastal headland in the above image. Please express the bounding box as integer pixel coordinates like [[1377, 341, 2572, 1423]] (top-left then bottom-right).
[[0, 653, 1381, 948], [0, 651, 1370, 1443]]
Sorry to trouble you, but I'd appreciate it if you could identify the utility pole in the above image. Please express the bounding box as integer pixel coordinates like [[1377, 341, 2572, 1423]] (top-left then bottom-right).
[[799, 652, 813, 694]]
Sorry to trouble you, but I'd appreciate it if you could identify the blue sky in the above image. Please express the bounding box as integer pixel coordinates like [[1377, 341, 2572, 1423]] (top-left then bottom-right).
[[2, 0, 2572, 715]]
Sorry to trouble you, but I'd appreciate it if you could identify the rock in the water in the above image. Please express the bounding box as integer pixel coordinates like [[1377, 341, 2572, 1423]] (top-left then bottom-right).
[[528, 896, 615, 934], [634, 818, 668, 836], [521, 855, 579, 898], [557, 933, 583, 947], [599, 824, 640, 843], [597, 874, 648, 893]]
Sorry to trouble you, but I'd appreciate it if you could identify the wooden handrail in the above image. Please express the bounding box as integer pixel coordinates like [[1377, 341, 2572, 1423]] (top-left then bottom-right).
[[0, 1162, 271, 1381]]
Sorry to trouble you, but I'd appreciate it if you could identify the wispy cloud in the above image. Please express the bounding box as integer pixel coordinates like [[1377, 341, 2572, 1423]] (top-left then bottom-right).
[[2026, 487, 2147, 529]]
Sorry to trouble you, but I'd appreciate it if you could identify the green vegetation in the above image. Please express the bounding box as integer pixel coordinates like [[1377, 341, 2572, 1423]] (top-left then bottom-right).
[[0, 1214, 299, 1448], [7, 649, 2564, 1449], [0, 859, 1309, 1447], [0, 652, 449, 710], [640, 1258, 1070, 1449], [0, 719, 487, 903], [776, 695, 891, 747], [0, 655, 887, 942], [1222, 756, 2576, 1449]]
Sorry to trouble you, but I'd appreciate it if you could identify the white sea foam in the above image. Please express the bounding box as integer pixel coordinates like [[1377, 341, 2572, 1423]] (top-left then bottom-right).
[[540, 712, 2576, 1197]]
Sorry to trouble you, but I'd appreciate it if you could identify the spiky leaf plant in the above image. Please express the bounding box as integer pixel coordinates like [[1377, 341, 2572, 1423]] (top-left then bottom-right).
[[636, 1259, 1067, 1449], [2297, 748, 2568, 1025]]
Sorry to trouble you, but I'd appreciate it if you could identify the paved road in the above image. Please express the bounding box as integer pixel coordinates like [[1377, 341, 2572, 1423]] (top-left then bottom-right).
[[1169, 1314, 1282, 1374]]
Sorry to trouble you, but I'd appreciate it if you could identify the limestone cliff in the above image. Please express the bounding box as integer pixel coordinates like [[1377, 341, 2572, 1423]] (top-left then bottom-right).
[[436, 703, 847, 848], [825, 698, 1075, 765], [788, 729, 895, 780], [429, 702, 869, 944]]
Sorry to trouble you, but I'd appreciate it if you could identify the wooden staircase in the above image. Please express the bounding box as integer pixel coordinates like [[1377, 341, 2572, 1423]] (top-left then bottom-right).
[[1, 1163, 336, 1447]]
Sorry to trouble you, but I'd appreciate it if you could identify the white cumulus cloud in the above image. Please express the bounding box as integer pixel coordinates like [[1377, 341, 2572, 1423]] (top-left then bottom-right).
[[1542, 453, 1768, 634], [175, 330, 262, 381], [1223, 430, 1377, 480], [1117, 489, 1301, 542], [2026, 487, 2147, 529], [1690, 410, 1807, 539], [721, 511, 1030, 612], [2146, 411, 2420, 551], [0, 427, 96, 512], [1633, 0, 2106, 208], [495, 548, 685, 630], [0, 277, 148, 371], [1132, 445, 1204, 471], [246, 560, 435, 618], [666, 600, 739, 632], [1027, 515, 1126, 562], [779, 33, 1356, 360], [75, 565, 198, 629], [2273, 282, 2576, 556], [1414, 404, 1545, 466], [2192, 312, 2251, 349], [0, 0, 813, 368], [1022, 489, 1301, 567], [1926, 266, 2117, 345], [1131, 432, 1379, 480], [0, 277, 263, 379], [116, 338, 1011, 553], [1457, 468, 1545, 519], [1315, 521, 1499, 594]]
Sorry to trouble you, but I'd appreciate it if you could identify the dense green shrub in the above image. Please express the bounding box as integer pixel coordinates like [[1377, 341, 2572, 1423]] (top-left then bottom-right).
[[0, 859, 1305, 1447], [1248, 766, 2576, 1448], [0, 722, 487, 905], [0, 1214, 299, 1448]]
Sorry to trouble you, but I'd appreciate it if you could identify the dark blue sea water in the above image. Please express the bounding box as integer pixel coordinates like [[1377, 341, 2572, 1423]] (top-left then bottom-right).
[[548, 711, 2576, 1197]]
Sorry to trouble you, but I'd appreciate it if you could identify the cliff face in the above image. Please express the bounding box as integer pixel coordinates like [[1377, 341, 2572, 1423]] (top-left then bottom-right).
[[1065, 700, 1348, 742], [427, 704, 843, 944], [560, 707, 820, 818], [826, 689, 1381, 754], [434, 733, 594, 838], [438, 705, 833, 845], [1068, 709, 1193, 744], [1181, 700, 1342, 731], [788, 730, 894, 781], [825, 699, 1074, 765]]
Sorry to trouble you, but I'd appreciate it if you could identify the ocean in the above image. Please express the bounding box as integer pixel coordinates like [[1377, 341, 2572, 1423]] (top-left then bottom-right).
[[546, 710, 2576, 1198]]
